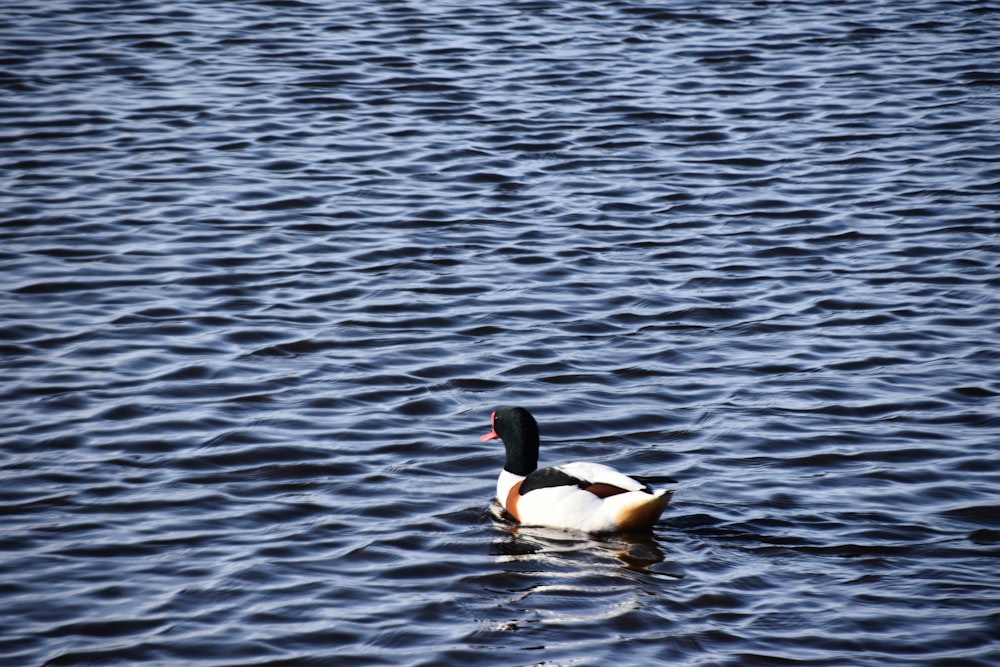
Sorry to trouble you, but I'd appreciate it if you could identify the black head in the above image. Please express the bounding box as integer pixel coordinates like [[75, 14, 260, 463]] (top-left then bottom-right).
[[480, 406, 539, 476]]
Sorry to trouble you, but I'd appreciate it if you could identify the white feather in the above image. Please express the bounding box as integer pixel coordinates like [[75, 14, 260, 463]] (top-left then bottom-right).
[[516, 484, 609, 532]]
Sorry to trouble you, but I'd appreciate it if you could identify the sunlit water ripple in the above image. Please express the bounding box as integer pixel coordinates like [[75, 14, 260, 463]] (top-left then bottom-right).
[[2, 1, 999, 665]]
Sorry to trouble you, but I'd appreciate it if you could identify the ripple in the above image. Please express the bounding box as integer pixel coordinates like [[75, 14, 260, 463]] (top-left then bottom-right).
[[3, 0, 1000, 666]]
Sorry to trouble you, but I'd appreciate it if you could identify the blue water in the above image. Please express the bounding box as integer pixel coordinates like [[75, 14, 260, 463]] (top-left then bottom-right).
[[2, 1, 999, 665]]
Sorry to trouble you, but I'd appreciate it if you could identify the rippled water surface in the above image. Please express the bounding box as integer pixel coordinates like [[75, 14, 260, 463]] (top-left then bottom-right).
[[3, 1, 1000, 665]]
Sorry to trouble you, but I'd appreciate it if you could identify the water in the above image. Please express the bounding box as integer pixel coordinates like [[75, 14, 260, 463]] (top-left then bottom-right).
[[2, 0, 999, 665]]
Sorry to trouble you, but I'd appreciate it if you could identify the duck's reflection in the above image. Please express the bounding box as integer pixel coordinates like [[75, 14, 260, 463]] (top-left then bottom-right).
[[477, 511, 683, 643]]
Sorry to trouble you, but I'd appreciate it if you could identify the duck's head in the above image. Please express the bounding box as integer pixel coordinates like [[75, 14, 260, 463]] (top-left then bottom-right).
[[480, 406, 539, 476]]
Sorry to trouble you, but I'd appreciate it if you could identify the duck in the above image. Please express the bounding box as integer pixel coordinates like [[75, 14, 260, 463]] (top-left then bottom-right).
[[480, 406, 672, 533]]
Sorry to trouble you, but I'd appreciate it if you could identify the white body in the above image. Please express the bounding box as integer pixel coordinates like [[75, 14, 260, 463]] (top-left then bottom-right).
[[497, 462, 670, 533]]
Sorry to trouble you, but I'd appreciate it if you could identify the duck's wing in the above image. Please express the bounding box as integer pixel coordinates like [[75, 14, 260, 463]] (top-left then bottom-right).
[[555, 461, 652, 493], [518, 466, 588, 495]]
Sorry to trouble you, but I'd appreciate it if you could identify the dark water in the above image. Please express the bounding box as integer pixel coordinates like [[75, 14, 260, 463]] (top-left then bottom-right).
[[2, 0, 999, 665]]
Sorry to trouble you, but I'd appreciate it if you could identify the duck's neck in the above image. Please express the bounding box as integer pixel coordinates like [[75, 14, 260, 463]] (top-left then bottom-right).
[[503, 433, 538, 477]]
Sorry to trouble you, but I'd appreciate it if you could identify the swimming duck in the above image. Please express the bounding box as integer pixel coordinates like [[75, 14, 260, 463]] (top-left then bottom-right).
[[481, 406, 672, 533]]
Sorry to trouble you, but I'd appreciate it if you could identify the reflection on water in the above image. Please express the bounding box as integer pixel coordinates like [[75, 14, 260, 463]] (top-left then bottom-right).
[[484, 519, 684, 654], [491, 512, 676, 575]]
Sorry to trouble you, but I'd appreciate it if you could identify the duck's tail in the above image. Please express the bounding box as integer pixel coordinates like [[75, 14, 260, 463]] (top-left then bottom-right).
[[607, 488, 673, 532]]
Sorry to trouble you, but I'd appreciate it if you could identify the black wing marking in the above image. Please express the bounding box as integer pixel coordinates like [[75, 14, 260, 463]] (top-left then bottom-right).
[[632, 475, 678, 487], [518, 466, 589, 495]]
